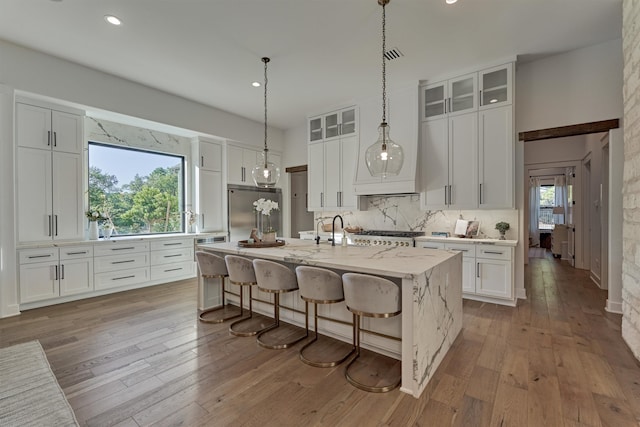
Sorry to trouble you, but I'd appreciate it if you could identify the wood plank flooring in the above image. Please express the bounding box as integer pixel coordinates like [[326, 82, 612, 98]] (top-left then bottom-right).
[[1, 252, 639, 426]]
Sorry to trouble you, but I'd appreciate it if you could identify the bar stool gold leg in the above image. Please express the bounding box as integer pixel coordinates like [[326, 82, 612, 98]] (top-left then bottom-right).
[[229, 286, 266, 337], [258, 294, 308, 350], [299, 302, 354, 367], [198, 276, 243, 324]]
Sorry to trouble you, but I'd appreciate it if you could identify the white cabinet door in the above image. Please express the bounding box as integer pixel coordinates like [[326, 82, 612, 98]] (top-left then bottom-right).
[[308, 116, 323, 143], [199, 141, 222, 171], [421, 82, 448, 121], [51, 110, 83, 154], [479, 105, 513, 209], [60, 257, 94, 296], [17, 147, 53, 242], [53, 151, 84, 240], [16, 103, 51, 149], [20, 262, 59, 303], [448, 112, 477, 209], [324, 139, 341, 210], [307, 142, 325, 211], [479, 63, 512, 109], [199, 169, 224, 231], [476, 258, 511, 299], [420, 118, 449, 209], [448, 73, 477, 115], [462, 257, 477, 294], [339, 136, 358, 209], [227, 145, 245, 184]]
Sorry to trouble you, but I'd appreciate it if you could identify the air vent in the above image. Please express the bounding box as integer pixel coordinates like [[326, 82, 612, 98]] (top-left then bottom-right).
[[384, 47, 404, 61]]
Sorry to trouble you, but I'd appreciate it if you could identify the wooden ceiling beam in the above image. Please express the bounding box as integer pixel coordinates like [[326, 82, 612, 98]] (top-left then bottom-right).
[[519, 119, 619, 142]]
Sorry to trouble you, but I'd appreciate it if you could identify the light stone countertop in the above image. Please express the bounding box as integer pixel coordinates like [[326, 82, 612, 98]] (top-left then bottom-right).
[[415, 236, 518, 247], [197, 238, 459, 279]]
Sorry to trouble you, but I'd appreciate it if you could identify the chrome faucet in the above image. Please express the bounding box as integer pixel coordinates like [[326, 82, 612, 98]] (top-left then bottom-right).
[[315, 219, 323, 245], [330, 215, 343, 247]]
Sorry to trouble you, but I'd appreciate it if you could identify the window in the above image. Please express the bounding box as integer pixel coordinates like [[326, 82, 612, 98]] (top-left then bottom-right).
[[539, 184, 556, 230], [88, 142, 185, 236]]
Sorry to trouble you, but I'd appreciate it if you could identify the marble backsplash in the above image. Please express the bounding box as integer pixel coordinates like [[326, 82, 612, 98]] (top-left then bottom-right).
[[315, 194, 519, 241]]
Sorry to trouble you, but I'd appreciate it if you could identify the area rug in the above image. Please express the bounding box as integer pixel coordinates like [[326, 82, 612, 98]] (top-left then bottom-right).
[[0, 341, 79, 426]]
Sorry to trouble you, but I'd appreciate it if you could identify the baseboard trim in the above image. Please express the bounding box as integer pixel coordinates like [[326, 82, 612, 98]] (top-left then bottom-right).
[[605, 299, 623, 314], [516, 288, 527, 300], [1, 304, 21, 318]]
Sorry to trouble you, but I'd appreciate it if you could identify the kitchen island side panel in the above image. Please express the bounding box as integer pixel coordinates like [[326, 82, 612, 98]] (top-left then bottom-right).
[[402, 252, 463, 397]]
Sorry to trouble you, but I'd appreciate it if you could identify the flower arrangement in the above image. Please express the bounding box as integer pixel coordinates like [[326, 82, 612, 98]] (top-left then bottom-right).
[[253, 198, 279, 233], [183, 210, 198, 226], [495, 222, 510, 233], [86, 210, 107, 222]]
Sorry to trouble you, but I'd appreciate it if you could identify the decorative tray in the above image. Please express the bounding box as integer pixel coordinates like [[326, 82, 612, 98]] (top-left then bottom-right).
[[237, 239, 285, 248]]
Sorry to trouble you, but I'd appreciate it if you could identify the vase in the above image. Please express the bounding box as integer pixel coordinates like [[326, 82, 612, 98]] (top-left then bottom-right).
[[499, 231, 506, 240], [262, 231, 277, 242], [104, 228, 113, 239], [89, 221, 99, 240]]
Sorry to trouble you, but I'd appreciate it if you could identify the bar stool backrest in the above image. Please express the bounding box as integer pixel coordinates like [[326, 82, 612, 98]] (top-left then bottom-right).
[[253, 259, 298, 292], [195, 251, 228, 278], [296, 266, 344, 303], [342, 273, 401, 317], [225, 255, 257, 284]]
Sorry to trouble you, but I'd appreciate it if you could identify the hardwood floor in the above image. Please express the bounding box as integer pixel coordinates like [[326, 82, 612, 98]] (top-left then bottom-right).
[[2, 254, 639, 426]]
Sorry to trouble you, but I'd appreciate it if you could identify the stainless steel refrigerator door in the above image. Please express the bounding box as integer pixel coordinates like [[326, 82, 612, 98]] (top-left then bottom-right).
[[227, 186, 282, 242]]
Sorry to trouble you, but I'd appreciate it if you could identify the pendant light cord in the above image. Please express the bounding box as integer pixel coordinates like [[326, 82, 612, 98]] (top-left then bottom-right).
[[381, 1, 386, 125], [262, 57, 270, 166]]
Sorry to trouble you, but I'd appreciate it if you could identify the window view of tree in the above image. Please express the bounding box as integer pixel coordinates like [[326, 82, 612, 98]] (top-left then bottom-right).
[[88, 143, 184, 235], [539, 185, 556, 230]]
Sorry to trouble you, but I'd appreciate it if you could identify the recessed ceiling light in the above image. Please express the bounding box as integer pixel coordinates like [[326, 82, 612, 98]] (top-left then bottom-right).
[[446, 0, 458, 4], [104, 15, 122, 26], [252, 82, 261, 87]]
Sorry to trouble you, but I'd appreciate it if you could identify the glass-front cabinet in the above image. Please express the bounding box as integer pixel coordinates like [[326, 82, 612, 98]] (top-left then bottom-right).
[[308, 116, 323, 142], [449, 73, 477, 114], [422, 83, 446, 120], [324, 106, 357, 140], [479, 63, 513, 108], [421, 73, 476, 120]]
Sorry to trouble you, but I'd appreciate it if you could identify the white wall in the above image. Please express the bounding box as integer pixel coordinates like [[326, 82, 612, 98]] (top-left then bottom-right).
[[516, 39, 623, 133], [524, 135, 587, 164], [585, 133, 605, 286]]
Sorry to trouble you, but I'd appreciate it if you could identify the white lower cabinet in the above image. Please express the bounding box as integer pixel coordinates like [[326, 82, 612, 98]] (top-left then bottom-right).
[[94, 242, 150, 290], [418, 241, 515, 306], [150, 238, 194, 282], [19, 245, 93, 303]]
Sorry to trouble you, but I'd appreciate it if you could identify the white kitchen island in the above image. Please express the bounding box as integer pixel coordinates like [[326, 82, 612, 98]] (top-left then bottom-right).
[[197, 238, 462, 398]]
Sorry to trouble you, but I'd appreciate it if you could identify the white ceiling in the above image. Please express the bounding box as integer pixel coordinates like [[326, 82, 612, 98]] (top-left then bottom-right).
[[0, 0, 622, 131]]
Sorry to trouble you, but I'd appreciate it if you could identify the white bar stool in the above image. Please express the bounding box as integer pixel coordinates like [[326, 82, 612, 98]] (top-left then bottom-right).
[[225, 255, 267, 337], [295, 266, 355, 367], [253, 259, 307, 349], [342, 272, 402, 393], [195, 251, 242, 323]]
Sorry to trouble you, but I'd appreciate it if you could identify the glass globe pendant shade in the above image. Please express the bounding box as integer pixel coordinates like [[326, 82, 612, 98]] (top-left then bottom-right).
[[365, 122, 404, 178], [252, 150, 280, 188]]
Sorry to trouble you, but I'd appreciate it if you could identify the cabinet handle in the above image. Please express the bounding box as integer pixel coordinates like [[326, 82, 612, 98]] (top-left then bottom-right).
[[48, 215, 52, 236], [484, 251, 504, 255], [479, 183, 483, 205], [111, 259, 135, 264], [241, 167, 245, 182], [111, 247, 135, 251], [163, 242, 182, 246], [28, 254, 52, 259], [61, 264, 65, 280], [66, 251, 88, 255], [47, 130, 51, 146], [164, 268, 183, 272], [54, 215, 58, 236], [320, 192, 324, 208], [201, 214, 205, 229], [54, 265, 59, 281], [164, 254, 182, 258], [53, 131, 57, 147], [112, 275, 136, 281], [337, 192, 340, 207], [476, 262, 480, 278], [479, 90, 483, 106], [448, 98, 452, 113], [201, 156, 204, 167], [444, 186, 447, 205]]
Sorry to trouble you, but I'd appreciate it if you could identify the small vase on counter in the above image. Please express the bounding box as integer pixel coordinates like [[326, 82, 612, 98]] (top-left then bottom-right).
[[88, 221, 99, 240]]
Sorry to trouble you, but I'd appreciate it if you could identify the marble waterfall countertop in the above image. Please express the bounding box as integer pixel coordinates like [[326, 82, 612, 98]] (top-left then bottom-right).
[[415, 235, 518, 247], [197, 238, 463, 398]]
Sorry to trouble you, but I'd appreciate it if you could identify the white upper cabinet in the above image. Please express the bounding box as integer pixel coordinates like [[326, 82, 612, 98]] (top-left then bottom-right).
[[354, 85, 419, 195], [16, 99, 84, 243], [308, 116, 323, 143], [193, 138, 226, 232], [307, 142, 325, 211], [16, 103, 83, 154], [199, 139, 223, 171], [227, 144, 257, 185], [479, 63, 513, 109], [478, 105, 514, 208], [323, 106, 357, 140], [421, 73, 476, 121]]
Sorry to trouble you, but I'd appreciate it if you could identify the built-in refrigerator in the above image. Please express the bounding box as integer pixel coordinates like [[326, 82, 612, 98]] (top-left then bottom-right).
[[227, 184, 282, 242]]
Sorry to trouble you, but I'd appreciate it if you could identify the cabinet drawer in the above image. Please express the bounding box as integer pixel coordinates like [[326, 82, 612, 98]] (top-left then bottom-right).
[[419, 242, 445, 250], [151, 248, 193, 266], [150, 261, 195, 281], [150, 238, 193, 251], [95, 267, 150, 290], [60, 245, 93, 260], [444, 243, 476, 258], [19, 248, 59, 264], [94, 253, 149, 273], [477, 246, 511, 261], [94, 242, 149, 257]]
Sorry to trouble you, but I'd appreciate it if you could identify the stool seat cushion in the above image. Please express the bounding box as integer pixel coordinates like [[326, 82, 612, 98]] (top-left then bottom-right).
[[195, 251, 228, 277], [295, 266, 344, 302], [225, 255, 257, 284], [342, 273, 401, 316], [253, 259, 298, 292]]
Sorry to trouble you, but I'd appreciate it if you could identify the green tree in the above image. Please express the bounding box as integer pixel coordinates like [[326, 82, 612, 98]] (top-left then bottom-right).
[[88, 166, 119, 210]]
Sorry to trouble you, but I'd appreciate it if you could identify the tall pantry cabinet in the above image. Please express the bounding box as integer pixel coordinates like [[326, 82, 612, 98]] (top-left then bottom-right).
[[15, 100, 84, 243]]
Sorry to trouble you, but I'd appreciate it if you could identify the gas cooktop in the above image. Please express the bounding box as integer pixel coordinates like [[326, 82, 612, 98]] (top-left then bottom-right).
[[352, 230, 425, 238]]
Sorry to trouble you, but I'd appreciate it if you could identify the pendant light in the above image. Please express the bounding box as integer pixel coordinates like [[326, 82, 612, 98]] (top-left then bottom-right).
[[365, 0, 404, 178], [252, 57, 280, 188]]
